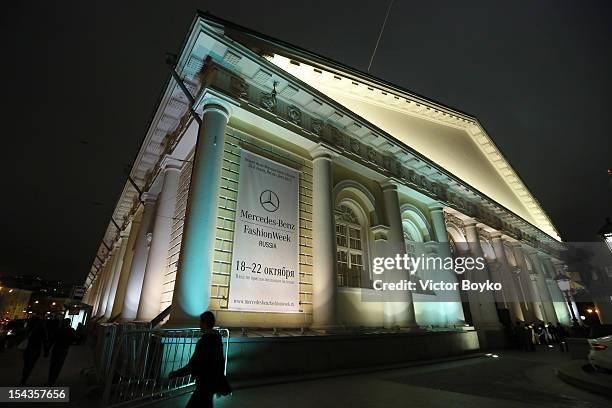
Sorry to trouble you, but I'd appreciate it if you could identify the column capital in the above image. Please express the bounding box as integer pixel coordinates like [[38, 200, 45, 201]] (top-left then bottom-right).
[[537, 251, 551, 261], [380, 178, 403, 192], [489, 231, 503, 240], [522, 245, 538, 256], [142, 192, 158, 203], [507, 240, 523, 249], [463, 218, 478, 228], [428, 202, 445, 213], [194, 88, 240, 122], [309, 143, 340, 161], [160, 155, 183, 172]]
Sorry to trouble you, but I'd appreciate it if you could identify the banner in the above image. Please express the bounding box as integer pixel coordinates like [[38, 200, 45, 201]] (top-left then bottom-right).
[[228, 150, 300, 312]]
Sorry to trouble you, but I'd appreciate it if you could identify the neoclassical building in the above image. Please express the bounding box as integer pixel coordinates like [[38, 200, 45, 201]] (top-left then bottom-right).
[[83, 13, 574, 349]]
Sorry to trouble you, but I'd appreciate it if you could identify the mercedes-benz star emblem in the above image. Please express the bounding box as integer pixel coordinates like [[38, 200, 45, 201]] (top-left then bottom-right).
[[260, 190, 280, 212]]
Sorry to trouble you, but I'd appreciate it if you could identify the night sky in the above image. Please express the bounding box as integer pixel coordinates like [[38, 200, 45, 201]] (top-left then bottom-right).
[[1, 1, 611, 284]]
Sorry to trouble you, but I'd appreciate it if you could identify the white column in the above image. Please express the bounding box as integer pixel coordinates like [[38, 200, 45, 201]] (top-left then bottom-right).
[[463, 221, 502, 346], [429, 205, 464, 324], [121, 193, 157, 320], [490, 234, 524, 322], [310, 144, 339, 329], [510, 243, 543, 322], [104, 228, 131, 319], [93, 264, 108, 317], [529, 251, 558, 324], [136, 159, 181, 321], [89, 273, 102, 315], [381, 181, 417, 328], [168, 102, 232, 325], [539, 255, 567, 325], [99, 243, 122, 318], [111, 209, 143, 318]]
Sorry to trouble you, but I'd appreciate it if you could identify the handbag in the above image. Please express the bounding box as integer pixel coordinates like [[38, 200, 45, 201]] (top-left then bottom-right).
[[215, 374, 232, 397]]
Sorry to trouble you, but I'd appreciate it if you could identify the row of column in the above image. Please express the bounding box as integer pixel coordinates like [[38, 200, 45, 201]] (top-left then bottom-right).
[[88, 158, 181, 322], [85, 93, 573, 333]]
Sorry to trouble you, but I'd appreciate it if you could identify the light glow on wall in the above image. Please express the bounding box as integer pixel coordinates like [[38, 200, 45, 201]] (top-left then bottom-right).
[[267, 54, 561, 241]]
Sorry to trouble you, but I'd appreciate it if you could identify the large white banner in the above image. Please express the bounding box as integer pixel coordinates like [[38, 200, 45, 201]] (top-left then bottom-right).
[[228, 150, 300, 313]]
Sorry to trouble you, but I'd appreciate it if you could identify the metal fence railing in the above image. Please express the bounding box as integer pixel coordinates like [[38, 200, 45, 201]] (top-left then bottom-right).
[[101, 327, 230, 407]]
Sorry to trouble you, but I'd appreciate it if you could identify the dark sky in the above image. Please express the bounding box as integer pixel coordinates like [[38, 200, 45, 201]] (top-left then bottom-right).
[[1, 1, 611, 284]]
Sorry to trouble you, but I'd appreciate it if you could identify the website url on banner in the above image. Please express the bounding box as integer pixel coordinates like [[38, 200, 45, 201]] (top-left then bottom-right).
[[232, 299, 295, 307]]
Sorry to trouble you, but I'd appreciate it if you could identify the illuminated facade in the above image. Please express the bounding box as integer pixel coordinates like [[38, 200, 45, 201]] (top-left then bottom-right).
[[83, 13, 574, 347]]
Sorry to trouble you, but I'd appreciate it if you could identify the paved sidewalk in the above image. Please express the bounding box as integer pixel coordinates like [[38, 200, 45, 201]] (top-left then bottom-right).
[[0, 343, 101, 407], [149, 347, 612, 408]]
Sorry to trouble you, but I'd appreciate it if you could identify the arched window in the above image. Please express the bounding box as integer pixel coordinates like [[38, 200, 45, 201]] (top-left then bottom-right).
[[335, 204, 364, 288], [403, 219, 423, 258]]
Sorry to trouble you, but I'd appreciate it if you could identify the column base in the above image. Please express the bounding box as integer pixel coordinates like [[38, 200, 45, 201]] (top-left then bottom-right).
[[163, 319, 200, 329], [309, 324, 345, 334]]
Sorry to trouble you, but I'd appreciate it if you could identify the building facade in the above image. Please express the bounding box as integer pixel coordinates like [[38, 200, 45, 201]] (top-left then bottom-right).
[[83, 14, 574, 348]]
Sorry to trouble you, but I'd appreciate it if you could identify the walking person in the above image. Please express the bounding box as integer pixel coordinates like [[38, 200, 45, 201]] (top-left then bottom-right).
[[47, 319, 75, 386], [168, 312, 231, 408], [525, 323, 536, 351], [557, 323, 568, 352], [19, 316, 47, 386], [514, 322, 525, 350]]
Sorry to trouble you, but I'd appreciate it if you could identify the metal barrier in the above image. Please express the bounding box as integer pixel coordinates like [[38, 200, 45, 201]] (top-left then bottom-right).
[[90, 322, 148, 383], [101, 327, 230, 407]]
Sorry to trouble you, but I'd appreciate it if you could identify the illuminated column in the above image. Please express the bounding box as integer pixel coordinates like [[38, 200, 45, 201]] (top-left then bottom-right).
[[136, 159, 181, 321], [510, 243, 542, 322], [111, 208, 143, 319], [168, 100, 232, 325], [309, 144, 339, 329], [122, 193, 157, 320], [95, 264, 110, 317], [104, 229, 131, 319], [99, 243, 122, 318], [463, 221, 502, 345], [429, 205, 464, 324], [90, 272, 103, 315], [490, 234, 524, 322], [536, 253, 562, 325], [526, 250, 558, 324], [381, 180, 417, 328]]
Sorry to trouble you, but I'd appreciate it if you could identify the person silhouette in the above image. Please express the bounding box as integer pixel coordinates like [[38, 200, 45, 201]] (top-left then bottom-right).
[[47, 319, 75, 386], [19, 316, 47, 386], [168, 311, 231, 408]]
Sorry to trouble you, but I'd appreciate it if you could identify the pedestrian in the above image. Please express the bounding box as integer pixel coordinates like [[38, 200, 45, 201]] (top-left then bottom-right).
[[19, 316, 47, 386], [75, 323, 85, 345], [513, 322, 524, 350], [525, 323, 536, 351], [547, 322, 558, 344], [47, 318, 75, 386], [557, 323, 568, 352], [168, 311, 231, 408]]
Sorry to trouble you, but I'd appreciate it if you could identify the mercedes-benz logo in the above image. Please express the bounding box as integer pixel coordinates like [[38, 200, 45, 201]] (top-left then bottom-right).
[[260, 190, 280, 212]]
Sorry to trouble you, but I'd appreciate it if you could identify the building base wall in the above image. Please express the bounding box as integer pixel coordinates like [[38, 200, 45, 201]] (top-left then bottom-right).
[[225, 330, 479, 380]]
